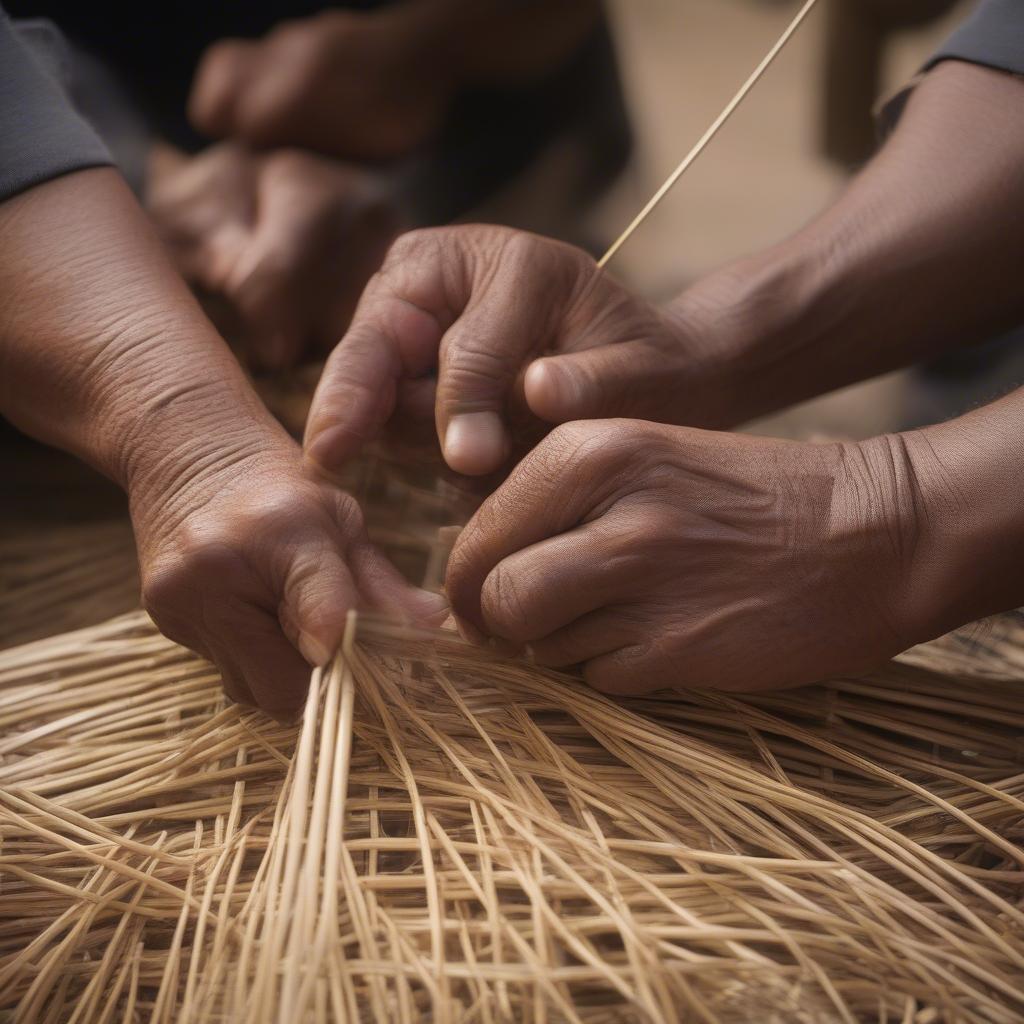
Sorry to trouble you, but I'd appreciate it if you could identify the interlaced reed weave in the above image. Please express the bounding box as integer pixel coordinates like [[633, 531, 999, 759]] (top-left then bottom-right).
[[2, 466, 1024, 1022]]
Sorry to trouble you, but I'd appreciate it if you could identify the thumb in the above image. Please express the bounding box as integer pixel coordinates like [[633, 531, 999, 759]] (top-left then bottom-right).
[[523, 338, 673, 424], [279, 548, 361, 669]]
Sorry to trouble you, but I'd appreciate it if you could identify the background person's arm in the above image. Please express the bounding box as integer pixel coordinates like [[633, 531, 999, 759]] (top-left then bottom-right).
[[675, 57, 1024, 427]]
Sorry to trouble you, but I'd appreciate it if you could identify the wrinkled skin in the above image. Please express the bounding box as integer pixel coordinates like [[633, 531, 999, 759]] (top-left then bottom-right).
[[188, 10, 451, 161], [134, 439, 445, 718], [446, 420, 929, 695], [149, 144, 399, 370], [0, 169, 441, 720], [303, 226, 739, 481]]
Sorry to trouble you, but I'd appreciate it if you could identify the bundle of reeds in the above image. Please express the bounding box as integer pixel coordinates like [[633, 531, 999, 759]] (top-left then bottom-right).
[[2, 585, 1023, 1021]]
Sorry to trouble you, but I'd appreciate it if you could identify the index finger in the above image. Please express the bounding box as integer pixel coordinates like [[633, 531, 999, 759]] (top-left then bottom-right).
[[303, 258, 450, 475]]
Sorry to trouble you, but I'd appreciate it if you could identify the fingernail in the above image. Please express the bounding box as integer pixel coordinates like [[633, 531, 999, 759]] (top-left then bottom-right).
[[298, 632, 332, 668], [443, 412, 506, 476]]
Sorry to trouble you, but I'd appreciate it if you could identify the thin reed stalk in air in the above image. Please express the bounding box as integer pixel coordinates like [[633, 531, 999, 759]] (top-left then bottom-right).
[[598, 0, 820, 269]]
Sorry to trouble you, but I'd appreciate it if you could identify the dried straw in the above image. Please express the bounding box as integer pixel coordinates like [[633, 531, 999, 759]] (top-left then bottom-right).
[[2, 471, 1024, 1020]]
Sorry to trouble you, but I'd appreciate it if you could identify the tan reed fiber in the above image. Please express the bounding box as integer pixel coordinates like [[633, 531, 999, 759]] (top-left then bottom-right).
[[598, 0, 820, 269], [2, 476, 1024, 1023]]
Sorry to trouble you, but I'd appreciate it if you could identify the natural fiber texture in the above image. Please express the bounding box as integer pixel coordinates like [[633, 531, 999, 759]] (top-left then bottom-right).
[[3, 458, 1024, 1022], [0, 520, 139, 648], [2, 606, 1024, 1021]]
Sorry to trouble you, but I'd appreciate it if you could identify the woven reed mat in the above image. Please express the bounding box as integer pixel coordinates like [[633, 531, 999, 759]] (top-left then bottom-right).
[[2, 470, 1023, 1022]]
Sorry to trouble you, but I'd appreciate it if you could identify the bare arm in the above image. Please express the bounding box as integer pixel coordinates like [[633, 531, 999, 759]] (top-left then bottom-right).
[[677, 59, 1024, 425], [0, 169, 440, 715]]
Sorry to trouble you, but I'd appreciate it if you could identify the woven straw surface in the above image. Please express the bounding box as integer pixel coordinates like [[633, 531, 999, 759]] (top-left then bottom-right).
[[1, 468, 1023, 1023]]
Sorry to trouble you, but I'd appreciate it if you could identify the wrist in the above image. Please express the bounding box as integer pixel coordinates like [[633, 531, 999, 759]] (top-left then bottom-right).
[[123, 396, 296, 544], [897, 397, 1024, 643]]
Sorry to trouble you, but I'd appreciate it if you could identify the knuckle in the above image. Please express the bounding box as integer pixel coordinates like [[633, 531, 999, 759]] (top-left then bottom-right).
[[194, 40, 238, 83], [547, 420, 594, 452], [381, 228, 442, 273], [266, 18, 319, 54], [540, 421, 609, 472], [498, 229, 542, 270], [443, 343, 512, 397], [140, 563, 188, 622], [173, 529, 248, 581], [141, 533, 242, 638]]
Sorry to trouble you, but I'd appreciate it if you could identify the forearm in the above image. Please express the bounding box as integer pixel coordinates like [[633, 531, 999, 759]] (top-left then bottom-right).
[[0, 168, 291, 507], [669, 60, 1024, 425]]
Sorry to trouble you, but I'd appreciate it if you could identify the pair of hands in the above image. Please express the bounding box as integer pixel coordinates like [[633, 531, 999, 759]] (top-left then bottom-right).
[[295, 226, 937, 695], [131, 220, 926, 713], [148, 144, 398, 371], [147, 7, 453, 368], [143, 57, 1024, 709]]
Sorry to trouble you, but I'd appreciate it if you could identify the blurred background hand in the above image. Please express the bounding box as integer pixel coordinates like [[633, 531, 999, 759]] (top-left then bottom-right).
[[148, 142, 400, 370], [188, 8, 453, 160]]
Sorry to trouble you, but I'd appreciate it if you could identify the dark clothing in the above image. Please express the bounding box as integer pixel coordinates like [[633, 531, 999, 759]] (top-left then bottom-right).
[[0, 10, 110, 201], [3, 0, 334, 151], [926, 0, 1024, 78], [883, 0, 1024, 128]]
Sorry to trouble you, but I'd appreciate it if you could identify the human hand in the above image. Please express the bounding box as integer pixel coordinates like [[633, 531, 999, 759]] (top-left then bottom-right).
[[0, 164, 437, 720], [132, 436, 444, 718], [188, 9, 452, 161], [446, 420, 933, 694], [148, 143, 399, 370], [303, 226, 741, 481]]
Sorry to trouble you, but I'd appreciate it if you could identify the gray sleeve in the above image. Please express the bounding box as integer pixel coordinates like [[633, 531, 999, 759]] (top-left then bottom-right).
[[925, 0, 1024, 77], [0, 8, 112, 203], [879, 0, 1024, 133]]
